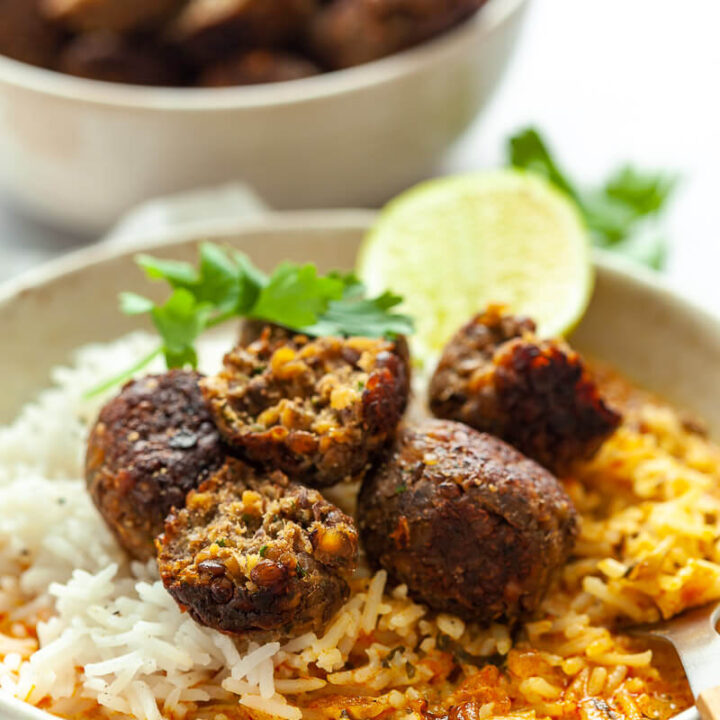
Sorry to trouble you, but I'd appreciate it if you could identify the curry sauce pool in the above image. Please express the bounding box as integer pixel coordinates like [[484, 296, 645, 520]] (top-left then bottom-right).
[[0, 334, 718, 720]]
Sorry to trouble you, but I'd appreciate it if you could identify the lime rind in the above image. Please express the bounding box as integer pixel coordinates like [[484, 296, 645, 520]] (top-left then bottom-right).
[[357, 170, 594, 357]]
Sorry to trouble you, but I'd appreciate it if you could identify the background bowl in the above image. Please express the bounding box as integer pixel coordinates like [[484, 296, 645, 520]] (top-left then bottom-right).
[[0, 0, 528, 235]]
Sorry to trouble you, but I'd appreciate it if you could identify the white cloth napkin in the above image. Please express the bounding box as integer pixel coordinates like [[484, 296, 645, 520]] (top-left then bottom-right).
[[104, 184, 269, 245]]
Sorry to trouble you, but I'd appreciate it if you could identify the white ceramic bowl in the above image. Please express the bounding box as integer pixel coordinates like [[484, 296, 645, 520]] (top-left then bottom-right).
[[1, 211, 719, 718], [0, 0, 528, 235]]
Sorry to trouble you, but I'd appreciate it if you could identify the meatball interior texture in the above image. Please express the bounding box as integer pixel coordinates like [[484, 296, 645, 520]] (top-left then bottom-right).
[[201, 328, 409, 487], [429, 307, 622, 474], [238, 320, 411, 395], [358, 419, 578, 624], [157, 458, 359, 638], [85, 370, 225, 560]]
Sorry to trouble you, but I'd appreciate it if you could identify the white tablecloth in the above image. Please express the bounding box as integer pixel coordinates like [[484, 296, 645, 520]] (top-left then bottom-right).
[[2, 0, 719, 315]]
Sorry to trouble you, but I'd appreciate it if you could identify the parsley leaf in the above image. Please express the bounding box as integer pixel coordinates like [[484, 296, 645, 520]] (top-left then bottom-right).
[[119, 292, 155, 315], [507, 127, 677, 269], [251, 262, 345, 328], [233, 251, 268, 313], [507, 127, 579, 201], [137, 254, 199, 286], [150, 289, 212, 369], [194, 242, 244, 312], [303, 290, 414, 338], [90, 244, 414, 395], [137, 244, 267, 320], [605, 165, 676, 216]]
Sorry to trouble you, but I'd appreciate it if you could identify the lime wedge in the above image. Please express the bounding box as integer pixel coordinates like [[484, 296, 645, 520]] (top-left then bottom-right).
[[357, 170, 594, 356]]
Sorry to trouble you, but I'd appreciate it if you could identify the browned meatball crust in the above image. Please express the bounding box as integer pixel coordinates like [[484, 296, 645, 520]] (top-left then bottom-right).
[[170, 0, 316, 65], [42, 0, 182, 33], [58, 32, 184, 85], [429, 307, 622, 474], [358, 419, 578, 623], [200, 49, 320, 86], [307, 0, 485, 69], [201, 328, 408, 487], [157, 458, 359, 637], [86, 370, 225, 560], [0, 0, 62, 68]]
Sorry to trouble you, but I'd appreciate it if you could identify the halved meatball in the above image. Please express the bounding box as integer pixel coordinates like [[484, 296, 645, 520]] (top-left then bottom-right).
[[42, 0, 182, 32], [157, 458, 359, 637], [58, 32, 184, 85], [306, 0, 485, 70], [358, 419, 578, 623], [199, 49, 320, 86], [170, 0, 316, 65], [429, 307, 622, 474], [86, 370, 225, 560], [238, 320, 411, 397], [201, 328, 409, 487], [0, 0, 61, 68]]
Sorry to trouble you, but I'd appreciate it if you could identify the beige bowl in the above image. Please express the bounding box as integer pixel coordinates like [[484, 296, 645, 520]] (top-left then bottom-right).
[[0, 211, 719, 719], [0, 0, 528, 235]]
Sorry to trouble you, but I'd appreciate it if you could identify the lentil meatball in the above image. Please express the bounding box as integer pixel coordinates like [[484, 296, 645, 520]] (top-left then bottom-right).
[[199, 49, 320, 86], [42, 0, 182, 32], [58, 31, 184, 85], [157, 458, 359, 637], [0, 0, 61, 68], [307, 0, 485, 70], [358, 419, 578, 623], [170, 0, 316, 65], [429, 307, 622, 474], [201, 329, 409, 487], [86, 370, 225, 560]]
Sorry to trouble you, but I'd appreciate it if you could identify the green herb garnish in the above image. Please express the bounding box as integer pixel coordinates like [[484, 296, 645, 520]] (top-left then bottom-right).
[[381, 646, 404, 667], [87, 243, 413, 397], [259, 545, 268, 557], [507, 127, 677, 270]]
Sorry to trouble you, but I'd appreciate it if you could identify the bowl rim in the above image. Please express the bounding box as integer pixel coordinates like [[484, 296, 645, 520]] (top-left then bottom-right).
[[1, 208, 718, 339], [0, 0, 527, 111]]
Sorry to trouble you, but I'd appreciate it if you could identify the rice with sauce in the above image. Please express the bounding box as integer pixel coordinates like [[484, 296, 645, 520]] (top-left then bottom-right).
[[1, 333, 719, 720]]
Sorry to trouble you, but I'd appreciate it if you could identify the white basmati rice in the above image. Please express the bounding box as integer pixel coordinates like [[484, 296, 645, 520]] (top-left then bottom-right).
[[0, 333, 305, 719]]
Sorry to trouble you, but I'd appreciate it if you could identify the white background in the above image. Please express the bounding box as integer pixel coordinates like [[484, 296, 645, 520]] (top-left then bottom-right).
[[1, 0, 719, 313]]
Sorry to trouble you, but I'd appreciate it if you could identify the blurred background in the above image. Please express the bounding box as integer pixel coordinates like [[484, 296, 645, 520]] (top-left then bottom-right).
[[1, 0, 719, 314]]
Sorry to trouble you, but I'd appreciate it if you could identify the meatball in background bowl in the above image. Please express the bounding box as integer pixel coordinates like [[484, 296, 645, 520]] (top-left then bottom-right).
[[0, 0, 528, 233]]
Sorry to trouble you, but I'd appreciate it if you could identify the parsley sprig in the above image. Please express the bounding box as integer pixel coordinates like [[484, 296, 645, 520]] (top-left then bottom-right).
[[89, 243, 413, 396], [507, 127, 677, 269]]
